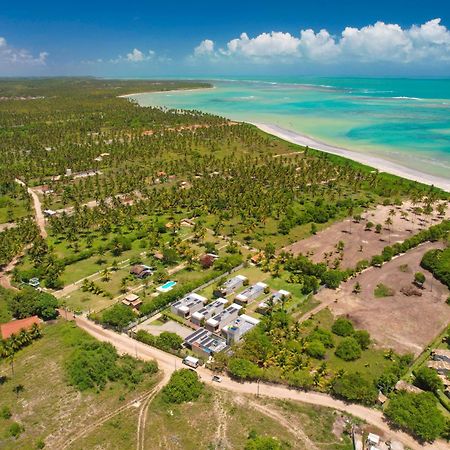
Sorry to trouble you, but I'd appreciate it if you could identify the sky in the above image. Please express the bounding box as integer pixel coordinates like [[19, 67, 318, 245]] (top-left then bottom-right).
[[1, 0, 450, 77]]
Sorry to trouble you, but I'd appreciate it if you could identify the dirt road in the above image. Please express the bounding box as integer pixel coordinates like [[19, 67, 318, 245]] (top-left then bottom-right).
[[75, 316, 446, 450], [15, 178, 47, 238]]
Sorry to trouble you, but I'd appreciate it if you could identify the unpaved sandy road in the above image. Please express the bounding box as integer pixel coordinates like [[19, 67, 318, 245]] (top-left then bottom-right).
[[75, 316, 447, 450]]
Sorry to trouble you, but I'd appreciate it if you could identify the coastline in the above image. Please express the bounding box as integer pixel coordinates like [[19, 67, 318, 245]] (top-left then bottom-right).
[[251, 122, 450, 192], [118, 86, 215, 98]]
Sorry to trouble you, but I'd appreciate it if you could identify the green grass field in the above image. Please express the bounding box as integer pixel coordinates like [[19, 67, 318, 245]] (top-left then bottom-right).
[[0, 320, 160, 450]]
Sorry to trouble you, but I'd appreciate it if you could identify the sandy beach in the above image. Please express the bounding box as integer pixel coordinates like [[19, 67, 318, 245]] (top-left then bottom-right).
[[118, 86, 215, 98], [252, 122, 450, 192]]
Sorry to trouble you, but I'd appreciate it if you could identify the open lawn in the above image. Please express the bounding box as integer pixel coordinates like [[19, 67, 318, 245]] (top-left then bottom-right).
[[302, 309, 397, 382], [0, 320, 160, 450], [317, 241, 450, 356]]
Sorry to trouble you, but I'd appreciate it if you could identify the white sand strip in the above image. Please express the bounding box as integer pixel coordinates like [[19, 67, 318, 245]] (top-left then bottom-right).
[[251, 122, 450, 192]]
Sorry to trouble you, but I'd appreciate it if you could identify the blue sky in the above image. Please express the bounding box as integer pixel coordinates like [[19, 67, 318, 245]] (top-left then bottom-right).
[[1, 0, 450, 76]]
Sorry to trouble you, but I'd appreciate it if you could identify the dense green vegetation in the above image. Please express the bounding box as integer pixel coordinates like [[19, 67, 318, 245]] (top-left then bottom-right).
[[66, 340, 158, 391], [161, 369, 204, 404], [7, 288, 58, 321], [135, 329, 183, 354], [385, 391, 446, 442], [421, 246, 450, 288]]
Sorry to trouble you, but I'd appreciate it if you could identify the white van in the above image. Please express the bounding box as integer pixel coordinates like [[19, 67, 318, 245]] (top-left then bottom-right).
[[182, 356, 200, 369]]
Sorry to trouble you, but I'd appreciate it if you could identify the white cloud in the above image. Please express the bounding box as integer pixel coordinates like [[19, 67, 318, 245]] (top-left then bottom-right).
[[126, 48, 155, 62], [111, 48, 156, 63], [191, 18, 450, 65], [0, 36, 48, 66], [194, 39, 215, 56]]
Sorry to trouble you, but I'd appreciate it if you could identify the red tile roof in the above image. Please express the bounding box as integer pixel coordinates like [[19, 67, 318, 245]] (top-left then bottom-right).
[[0, 316, 41, 340]]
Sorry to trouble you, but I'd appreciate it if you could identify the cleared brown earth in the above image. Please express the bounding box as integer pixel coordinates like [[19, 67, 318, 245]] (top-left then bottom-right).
[[315, 241, 450, 356], [283, 201, 449, 269]]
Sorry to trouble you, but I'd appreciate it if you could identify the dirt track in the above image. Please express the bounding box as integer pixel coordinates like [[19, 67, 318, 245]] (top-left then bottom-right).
[[75, 315, 447, 450], [316, 241, 450, 356], [283, 201, 449, 269]]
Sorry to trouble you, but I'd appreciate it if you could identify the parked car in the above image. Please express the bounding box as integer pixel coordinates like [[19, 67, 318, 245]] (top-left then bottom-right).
[[212, 375, 222, 383]]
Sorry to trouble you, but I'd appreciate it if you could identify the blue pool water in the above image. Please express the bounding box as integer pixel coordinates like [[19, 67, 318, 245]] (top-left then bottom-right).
[[160, 281, 176, 290]]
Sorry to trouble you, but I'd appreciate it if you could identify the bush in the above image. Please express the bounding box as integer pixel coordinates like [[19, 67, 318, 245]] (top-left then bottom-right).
[[308, 327, 334, 348], [332, 372, 378, 405], [374, 283, 395, 298], [66, 341, 120, 391], [287, 370, 313, 390], [228, 358, 261, 380], [305, 340, 326, 359], [135, 330, 183, 354], [385, 391, 445, 442], [414, 367, 444, 393], [0, 405, 12, 419], [8, 288, 58, 321], [353, 330, 371, 350], [335, 337, 361, 361], [8, 422, 24, 438], [331, 318, 354, 336], [161, 369, 203, 404], [100, 304, 136, 330], [245, 430, 285, 450]]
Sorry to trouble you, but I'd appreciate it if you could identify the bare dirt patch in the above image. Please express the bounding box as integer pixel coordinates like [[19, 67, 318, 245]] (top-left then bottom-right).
[[315, 241, 450, 356], [283, 201, 449, 269]]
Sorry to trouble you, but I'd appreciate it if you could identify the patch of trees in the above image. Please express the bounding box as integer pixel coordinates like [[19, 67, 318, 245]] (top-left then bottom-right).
[[8, 288, 58, 321], [421, 247, 450, 289], [331, 372, 378, 405], [94, 304, 136, 331], [245, 430, 287, 450], [135, 330, 183, 354], [161, 369, 203, 404], [0, 324, 42, 363], [284, 254, 347, 291], [384, 391, 446, 442], [66, 340, 158, 391]]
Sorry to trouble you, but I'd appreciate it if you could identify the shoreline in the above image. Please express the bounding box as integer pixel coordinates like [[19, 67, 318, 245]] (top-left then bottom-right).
[[118, 86, 215, 98], [251, 122, 450, 192]]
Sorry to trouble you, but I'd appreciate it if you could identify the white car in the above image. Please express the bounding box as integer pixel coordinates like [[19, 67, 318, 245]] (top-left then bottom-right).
[[212, 375, 222, 383]]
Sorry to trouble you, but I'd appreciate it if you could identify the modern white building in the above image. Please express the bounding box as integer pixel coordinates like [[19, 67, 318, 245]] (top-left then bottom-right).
[[184, 327, 227, 358], [205, 303, 242, 332], [257, 289, 291, 314], [213, 275, 248, 297], [235, 282, 268, 305], [191, 298, 227, 326], [222, 314, 260, 344], [171, 293, 207, 319]]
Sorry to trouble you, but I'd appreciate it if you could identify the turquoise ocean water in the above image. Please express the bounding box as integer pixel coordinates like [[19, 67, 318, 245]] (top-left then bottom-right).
[[132, 77, 450, 181]]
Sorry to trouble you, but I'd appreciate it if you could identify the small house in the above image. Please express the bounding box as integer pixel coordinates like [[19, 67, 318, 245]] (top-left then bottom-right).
[[191, 298, 227, 326], [122, 293, 142, 311], [130, 264, 153, 279], [0, 316, 41, 340], [199, 254, 218, 269], [184, 328, 227, 358]]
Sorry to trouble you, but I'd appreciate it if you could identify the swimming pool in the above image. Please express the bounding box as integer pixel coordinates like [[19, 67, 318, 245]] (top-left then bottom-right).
[[157, 280, 177, 292]]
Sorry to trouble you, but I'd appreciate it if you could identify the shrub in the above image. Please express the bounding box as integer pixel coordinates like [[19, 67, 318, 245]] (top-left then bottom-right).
[[414, 367, 444, 393], [335, 337, 361, 361], [385, 391, 445, 442], [100, 304, 136, 330], [228, 358, 261, 380], [374, 283, 395, 298], [332, 372, 378, 405], [308, 327, 334, 348], [161, 369, 203, 404], [353, 330, 371, 350], [305, 340, 326, 359], [8, 422, 24, 438], [287, 370, 313, 390], [8, 288, 58, 321], [0, 405, 12, 419], [331, 318, 354, 336]]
